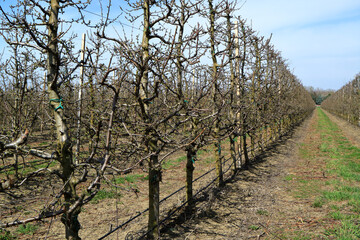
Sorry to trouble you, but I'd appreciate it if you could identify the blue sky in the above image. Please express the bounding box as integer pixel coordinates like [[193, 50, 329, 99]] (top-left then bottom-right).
[[84, 0, 360, 90], [1, 0, 359, 90], [237, 0, 360, 90]]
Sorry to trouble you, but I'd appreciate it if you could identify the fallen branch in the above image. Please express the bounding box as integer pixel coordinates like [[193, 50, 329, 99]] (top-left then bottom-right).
[[0, 209, 64, 228], [27, 149, 54, 159], [3, 129, 29, 150], [0, 129, 53, 160]]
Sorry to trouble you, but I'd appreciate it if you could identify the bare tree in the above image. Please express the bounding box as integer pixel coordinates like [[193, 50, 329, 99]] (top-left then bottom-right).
[[322, 73, 360, 125], [0, 1, 103, 239], [0, 1, 316, 239]]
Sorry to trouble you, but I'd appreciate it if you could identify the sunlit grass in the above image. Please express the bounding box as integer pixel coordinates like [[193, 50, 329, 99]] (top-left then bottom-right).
[[291, 108, 360, 238], [90, 189, 121, 204], [114, 173, 148, 184]]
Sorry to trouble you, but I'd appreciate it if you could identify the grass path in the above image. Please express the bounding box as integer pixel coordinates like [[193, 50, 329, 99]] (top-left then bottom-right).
[[288, 107, 360, 239], [160, 108, 360, 239]]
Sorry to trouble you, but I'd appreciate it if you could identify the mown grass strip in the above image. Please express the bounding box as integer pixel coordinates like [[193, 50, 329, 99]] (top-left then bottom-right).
[[291, 108, 360, 239]]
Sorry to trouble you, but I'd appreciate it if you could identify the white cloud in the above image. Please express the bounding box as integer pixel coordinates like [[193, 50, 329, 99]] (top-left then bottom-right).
[[239, 0, 360, 32], [238, 0, 360, 90]]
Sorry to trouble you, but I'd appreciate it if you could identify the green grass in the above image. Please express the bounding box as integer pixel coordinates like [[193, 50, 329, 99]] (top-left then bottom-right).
[[319, 142, 328, 152], [161, 147, 215, 170], [316, 108, 360, 237], [39, 141, 49, 146], [16, 223, 38, 235], [5, 160, 57, 176], [249, 225, 260, 230], [312, 197, 325, 208], [0, 229, 17, 240], [349, 200, 360, 213], [197, 148, 211, 156], [329, 211, 345, 220], [298, 149, 311, 160], [204, 157, 216, 164], [176, 156, 187, 162], [92, 174, 148, 204], [114, 174, 148, 184], [162, 155, 187, 169], [293, 179, 322, 199], [256, 209, 269, 216], [91, 189, 121, 204], [324, 220, 360, 239], [284, 174, 295, 181], [290, 108, 360, 238]]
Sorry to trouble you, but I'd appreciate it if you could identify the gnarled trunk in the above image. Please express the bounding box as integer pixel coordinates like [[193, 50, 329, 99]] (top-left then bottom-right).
[[47, 1, 80, 239]]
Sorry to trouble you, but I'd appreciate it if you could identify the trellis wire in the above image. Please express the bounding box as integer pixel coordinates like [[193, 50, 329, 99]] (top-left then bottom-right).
[[98, 116, 305, 239], [98, 160, 220, 239], [98, 156, 232, 240], [138, 157, 234, 239]]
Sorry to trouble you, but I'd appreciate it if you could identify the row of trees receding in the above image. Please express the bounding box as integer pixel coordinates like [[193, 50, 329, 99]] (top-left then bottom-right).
[[322, 73, 360, 125], [0, 0, 314, 239]]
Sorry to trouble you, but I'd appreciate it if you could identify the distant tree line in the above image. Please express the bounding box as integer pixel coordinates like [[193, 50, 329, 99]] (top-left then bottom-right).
[[305, 86, 334, 105]]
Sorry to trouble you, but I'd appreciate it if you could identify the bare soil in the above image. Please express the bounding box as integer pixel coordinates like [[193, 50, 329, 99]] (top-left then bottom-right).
[[1, 135, 234, 239], [159, 109, 354, 239], [2, 109, 359, 239]]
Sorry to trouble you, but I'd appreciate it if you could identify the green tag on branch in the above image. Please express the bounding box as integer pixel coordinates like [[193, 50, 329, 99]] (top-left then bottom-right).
[[50, 98, 64, 111]]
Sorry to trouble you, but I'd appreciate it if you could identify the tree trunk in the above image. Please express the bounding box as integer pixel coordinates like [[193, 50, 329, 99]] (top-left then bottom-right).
[[239, 132, 243, 166], [47, 1, 80, 239], [209, 0, 223, 187], [148, 145, 160, 240], [139, 1, 160, 239], [185, 145, 195, 212], [229, 134, 237, 172], [215, 137, 223, 187], [250, 134, 254, 158], [226, 10, 237, 173], [242, 132, 249, 167]]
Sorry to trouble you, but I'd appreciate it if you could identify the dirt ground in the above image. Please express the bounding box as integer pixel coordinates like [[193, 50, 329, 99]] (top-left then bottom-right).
[[2, 108, 359, 239], [159, 108, 360, 239], [1, 132, 234, 239], [158, 111, 316, 239]]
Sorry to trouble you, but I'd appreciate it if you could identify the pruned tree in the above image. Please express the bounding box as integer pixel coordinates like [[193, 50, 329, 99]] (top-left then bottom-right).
[[0, 1, 113, 239], [322, 73, 360, 125], [0, 1, 316, 239]]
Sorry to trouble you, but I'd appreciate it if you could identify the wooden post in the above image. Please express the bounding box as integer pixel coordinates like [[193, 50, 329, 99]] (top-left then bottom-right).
[[41, 72, 47, 133], [209, 0, 223, 187], [226, 12, 237, 173], [139, 2, 160, 239], [75, 33, 86, 163], [235, 20, 242, 167], [186, 143, 195, 212]]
